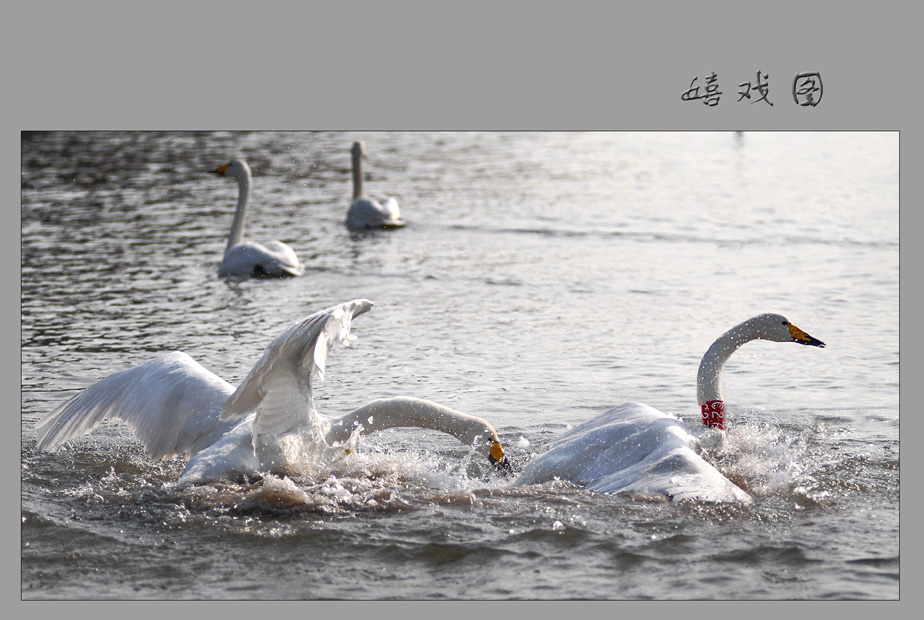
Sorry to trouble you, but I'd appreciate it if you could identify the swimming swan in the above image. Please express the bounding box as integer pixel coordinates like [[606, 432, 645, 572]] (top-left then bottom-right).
[[34, 300, 511, 485], [513, 314, 825, 503], [212, 159, 304, 278], [346, 141, 405, 229]]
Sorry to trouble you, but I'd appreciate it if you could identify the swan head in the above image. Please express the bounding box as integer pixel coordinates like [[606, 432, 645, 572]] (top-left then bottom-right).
[[744, 313, 826, 347], [211, 159, 251, 180], [351, 141, 366, 160], [488, 440, 514, 476], [697, 313, 825, 429]]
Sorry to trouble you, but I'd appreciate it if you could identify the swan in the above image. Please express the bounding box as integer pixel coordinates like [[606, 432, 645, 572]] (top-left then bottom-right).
[[212, 159, 304, 278], [34, 300, 511, 485], [513, 314, 825, 503], [346, 141, 405, 229]]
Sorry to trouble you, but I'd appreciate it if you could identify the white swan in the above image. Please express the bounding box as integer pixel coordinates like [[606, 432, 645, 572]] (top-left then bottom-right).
[[513, 314, 825, 503], [345, 141, 405, 229], [34, 300, 511, 485], [212, 159, 304, 278]]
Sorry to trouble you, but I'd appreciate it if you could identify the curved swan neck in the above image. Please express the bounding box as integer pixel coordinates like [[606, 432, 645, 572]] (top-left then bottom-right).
[[696, 318, 768, 431], [325, 397, 500, 459], [696, 326, 754, 405], [694, 313, 825, 431], [226, 163, 252, 251], [351, 141, 365, 200]]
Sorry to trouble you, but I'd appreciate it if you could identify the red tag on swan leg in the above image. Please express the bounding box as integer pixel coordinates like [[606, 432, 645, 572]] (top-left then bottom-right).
[[701, 400, 725, 430]]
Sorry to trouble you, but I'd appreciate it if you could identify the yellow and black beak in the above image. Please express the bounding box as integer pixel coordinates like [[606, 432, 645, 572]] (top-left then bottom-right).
[[489, 441, 514, 477], [788, 322, 825, 348], [212, 163, 230, 176]]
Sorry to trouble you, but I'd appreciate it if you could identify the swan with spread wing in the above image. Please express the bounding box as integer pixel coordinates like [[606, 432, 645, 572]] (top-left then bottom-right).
[[34, 300, 510, 485]]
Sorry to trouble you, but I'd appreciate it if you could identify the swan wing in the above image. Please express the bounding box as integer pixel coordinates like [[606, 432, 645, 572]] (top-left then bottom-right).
[[34, 352, 236, 460], [220, 299, 374, 439], [597, 447, 752, 503]]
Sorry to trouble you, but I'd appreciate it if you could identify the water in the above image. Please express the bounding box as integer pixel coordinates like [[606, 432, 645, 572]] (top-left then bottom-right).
[[20, 131, 899, 599]]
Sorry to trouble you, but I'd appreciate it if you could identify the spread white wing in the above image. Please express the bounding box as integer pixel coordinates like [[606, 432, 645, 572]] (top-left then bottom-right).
[[34, 352, 236, 460], [220, 299, 374, 440]]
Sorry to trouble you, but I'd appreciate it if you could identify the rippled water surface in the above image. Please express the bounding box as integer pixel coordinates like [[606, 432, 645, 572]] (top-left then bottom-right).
[[21, 131, 899, 599]]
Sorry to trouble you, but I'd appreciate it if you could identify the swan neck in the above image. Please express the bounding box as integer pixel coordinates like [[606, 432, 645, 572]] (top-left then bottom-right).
[[696, 323, 756, 405], [227, 168, 251, 250], [352, 147, 364, 199], [324, 397, 497, 458]]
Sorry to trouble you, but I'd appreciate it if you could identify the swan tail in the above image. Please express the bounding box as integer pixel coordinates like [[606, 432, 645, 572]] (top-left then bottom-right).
[[219, 299, 374, 426], [34, 352, 235, 460], [260, 241, 304, 277], [379, 196, 402, 221]]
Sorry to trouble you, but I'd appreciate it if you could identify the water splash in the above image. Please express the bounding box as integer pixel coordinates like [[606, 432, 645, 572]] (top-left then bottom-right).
[[712, 411, 818, 503]]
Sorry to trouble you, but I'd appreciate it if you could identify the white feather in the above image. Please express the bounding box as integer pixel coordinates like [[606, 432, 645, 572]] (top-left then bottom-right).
[[35, 352, 235, 460], [514, 402, 751, 503], [35, 300, 371, 481], [514, 314, 824, 503], [34, 299, 511, 485]]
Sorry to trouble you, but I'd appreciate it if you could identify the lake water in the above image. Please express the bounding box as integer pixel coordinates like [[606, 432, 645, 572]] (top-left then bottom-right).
[[20, 131, 899, 600]]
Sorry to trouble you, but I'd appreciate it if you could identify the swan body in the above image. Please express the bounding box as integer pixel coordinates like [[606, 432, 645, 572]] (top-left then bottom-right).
[[34, 300, 510, 485], [514, 314, 825, 503], [213, 159, 304, 278], [346, 141, 405, 229], [514, 402, 752, 502]]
